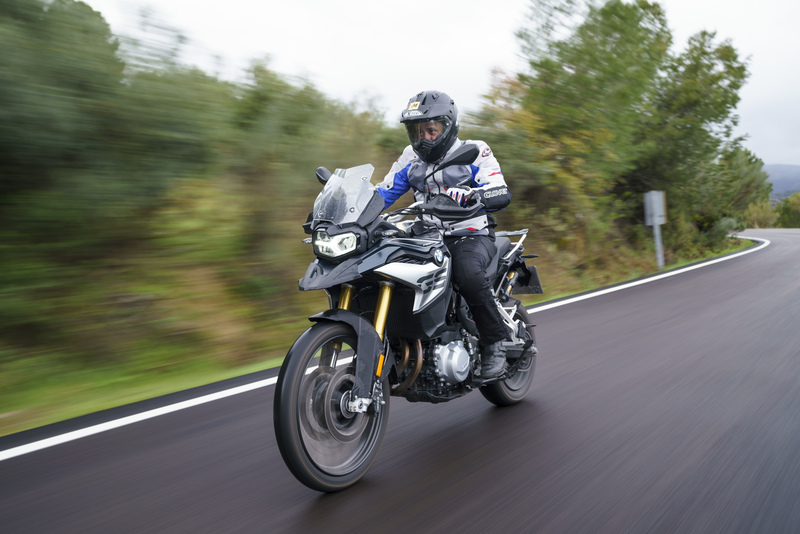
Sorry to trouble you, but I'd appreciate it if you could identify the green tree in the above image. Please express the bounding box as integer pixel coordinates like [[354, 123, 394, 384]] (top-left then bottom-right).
[[776, 193, 800, 228], [0, 0, 234, 351], [1, 0, 129, 342], [618, 29, 749, 248], [743, 200, 778, 229], [691, 147, 771, 241], [0, 0, 227, 254], [477, 0, 754, 265], [520, 0, 671, 207], [1, 0, 123, 204], [475, 0, 672, 262]]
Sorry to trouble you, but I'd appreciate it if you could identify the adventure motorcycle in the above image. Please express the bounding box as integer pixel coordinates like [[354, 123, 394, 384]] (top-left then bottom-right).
[[273, 144, 543, 492]]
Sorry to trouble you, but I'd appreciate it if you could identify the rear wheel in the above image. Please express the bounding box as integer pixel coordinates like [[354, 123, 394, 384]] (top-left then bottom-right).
[[480, 302, 536, 406], [274, 322, 389, 492]]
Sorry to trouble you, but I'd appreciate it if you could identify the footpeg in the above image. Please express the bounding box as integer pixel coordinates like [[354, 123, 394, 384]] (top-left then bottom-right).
[[469, 369, 512, 387]]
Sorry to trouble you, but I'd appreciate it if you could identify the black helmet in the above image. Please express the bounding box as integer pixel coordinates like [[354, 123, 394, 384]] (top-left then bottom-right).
[[400, 90, 459, 163]]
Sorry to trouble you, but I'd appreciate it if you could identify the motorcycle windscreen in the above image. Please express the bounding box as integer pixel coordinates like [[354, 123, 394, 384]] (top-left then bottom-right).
[[313, 164, 376, 226]]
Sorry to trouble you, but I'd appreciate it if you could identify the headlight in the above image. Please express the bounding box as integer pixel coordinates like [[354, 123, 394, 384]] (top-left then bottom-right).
[[313, 230, 359, 259]]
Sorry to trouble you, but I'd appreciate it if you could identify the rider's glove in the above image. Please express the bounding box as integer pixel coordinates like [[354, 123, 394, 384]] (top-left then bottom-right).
[[445, 187, 473, 207]]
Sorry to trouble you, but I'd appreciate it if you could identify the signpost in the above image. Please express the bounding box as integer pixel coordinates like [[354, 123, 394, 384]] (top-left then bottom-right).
[[644, 191, 666, 270]]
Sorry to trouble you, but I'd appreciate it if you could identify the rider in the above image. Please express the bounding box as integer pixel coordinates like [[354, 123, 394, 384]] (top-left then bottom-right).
[[376, 90, 512, 379]]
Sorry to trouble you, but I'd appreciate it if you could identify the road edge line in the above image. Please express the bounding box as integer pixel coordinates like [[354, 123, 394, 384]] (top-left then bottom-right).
[[527, 236, 770, 314], [0, 377, 277, 462], [0, 236, 771, 461]]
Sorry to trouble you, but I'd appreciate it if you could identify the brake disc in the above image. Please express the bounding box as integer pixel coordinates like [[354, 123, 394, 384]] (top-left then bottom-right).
[[324, 367, 368, 443]]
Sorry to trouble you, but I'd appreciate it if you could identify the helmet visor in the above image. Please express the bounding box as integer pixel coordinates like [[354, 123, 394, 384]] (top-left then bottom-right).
[[405, 117, 452, 148]]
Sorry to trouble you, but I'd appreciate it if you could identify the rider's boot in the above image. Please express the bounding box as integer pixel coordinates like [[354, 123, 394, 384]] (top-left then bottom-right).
[[479, 341, 507, 379]]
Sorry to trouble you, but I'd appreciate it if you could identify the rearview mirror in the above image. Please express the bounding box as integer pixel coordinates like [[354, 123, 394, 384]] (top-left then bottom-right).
[[424, 144, 479, 180], [442, 143, 480, 167], [316, 167, 332, 185]]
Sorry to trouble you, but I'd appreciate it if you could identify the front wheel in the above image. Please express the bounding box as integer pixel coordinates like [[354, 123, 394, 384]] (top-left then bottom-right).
[[480, 302, 536, 406], [273, 322, 389, 492]]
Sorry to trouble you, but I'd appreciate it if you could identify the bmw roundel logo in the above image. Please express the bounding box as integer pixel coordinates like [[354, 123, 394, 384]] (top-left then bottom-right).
[[434, 249, 444, 265]]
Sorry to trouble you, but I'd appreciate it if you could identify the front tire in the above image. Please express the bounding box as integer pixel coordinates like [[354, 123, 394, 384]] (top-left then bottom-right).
[[273, 322, 389, 492], [480, 302, 536, 406]]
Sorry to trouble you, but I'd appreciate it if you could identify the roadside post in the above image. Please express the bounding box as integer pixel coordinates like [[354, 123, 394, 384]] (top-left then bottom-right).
[[644, 190, 666, 270]]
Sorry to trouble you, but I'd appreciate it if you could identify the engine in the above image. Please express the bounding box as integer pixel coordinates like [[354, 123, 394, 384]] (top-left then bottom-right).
[[390, 333, 479, 403], [431, 339, 471, 384]]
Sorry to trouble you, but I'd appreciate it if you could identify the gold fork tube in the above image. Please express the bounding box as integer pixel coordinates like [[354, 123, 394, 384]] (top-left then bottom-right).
[[373, 282, 394, 341], [338, 284, 355, 310], [373, 282, 394, 378]]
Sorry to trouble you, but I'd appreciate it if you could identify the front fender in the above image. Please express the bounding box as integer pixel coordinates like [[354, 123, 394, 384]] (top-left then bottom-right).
[[308, 309, 393, 398]]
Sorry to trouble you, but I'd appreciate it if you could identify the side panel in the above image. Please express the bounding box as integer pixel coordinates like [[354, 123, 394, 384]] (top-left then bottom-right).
[[384, 285, 453, 339], [374, 257, 450, 314]]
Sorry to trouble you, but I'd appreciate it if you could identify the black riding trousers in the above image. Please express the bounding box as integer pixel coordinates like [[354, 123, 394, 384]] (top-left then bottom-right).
[[445, 235, 508, 345]]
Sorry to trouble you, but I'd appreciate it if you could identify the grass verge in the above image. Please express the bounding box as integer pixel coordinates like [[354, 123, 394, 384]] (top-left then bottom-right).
[[0, 237, 753, 438]]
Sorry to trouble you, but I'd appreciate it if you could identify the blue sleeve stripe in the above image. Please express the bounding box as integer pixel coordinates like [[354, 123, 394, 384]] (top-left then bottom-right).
[[470, 164, 480, 187], [378, 163, 412, 209]]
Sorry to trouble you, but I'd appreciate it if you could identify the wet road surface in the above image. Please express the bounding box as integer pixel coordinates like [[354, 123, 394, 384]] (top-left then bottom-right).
[[2, 229, 799, 533]]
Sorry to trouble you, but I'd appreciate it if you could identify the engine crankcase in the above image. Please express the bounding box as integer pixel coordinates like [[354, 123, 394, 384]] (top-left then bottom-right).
[[432, 340, 471, 384]]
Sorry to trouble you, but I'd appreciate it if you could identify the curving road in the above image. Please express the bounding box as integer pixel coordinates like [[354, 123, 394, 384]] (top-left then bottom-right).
[[2, 228, 799, 533]]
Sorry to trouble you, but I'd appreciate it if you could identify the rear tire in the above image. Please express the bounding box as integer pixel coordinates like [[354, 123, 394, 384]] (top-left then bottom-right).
[[274, 322, 389, 492], [480, 303, 536, 406]]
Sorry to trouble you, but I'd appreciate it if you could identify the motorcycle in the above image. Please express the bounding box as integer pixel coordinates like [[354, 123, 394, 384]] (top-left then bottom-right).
[[273, 143, 543, 492]]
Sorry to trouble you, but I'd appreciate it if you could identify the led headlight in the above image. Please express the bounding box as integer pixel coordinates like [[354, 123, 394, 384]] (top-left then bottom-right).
[[313, 230, 358, 259]]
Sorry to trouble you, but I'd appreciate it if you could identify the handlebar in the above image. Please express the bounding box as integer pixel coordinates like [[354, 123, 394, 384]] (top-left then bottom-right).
[[387, 194, 485, 222]]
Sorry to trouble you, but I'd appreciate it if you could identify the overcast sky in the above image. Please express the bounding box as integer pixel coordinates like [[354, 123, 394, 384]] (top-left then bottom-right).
[[86, 0, 799, 166]]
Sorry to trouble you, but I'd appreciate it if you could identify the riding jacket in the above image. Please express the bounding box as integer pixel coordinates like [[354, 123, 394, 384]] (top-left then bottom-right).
[[376, 139, 511, 236]]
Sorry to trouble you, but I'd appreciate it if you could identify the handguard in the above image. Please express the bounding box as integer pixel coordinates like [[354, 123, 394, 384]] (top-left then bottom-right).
[[417, 194, 484, 220]]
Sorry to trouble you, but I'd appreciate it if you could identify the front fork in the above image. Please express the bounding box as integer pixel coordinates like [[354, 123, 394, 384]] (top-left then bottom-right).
[[336, 282, 394, 413]]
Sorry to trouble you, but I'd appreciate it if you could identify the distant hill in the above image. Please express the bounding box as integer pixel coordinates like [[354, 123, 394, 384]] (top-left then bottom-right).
[[764, 164, 800, 198]]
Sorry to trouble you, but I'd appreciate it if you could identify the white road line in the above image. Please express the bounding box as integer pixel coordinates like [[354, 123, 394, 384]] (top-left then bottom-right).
[[528, 236, 770, 314], [0, 236, 770, 462], [0, 377, 277, 462]]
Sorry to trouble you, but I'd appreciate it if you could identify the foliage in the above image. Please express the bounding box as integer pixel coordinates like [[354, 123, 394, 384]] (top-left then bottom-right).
[[519, 0, 671, 214], [474, 0, 674, 268], [742, 200, 778, 228], [687, 147, 771, 243], [0, 0, 769, 434], [618, 29, 752, 248], [776, 193, 800, 228], [476, 0, 761, 257]]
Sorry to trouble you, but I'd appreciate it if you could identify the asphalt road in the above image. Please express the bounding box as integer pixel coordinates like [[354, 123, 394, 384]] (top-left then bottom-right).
[[2, 229, 799, 533]]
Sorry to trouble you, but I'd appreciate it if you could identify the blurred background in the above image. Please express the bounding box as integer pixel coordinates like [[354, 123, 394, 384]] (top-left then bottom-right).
[[2, 0, 797, 435]]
